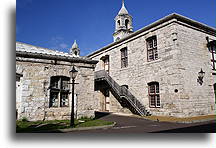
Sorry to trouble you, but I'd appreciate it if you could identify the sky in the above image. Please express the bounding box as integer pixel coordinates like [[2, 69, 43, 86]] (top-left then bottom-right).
[[16, 0, 216, 56]]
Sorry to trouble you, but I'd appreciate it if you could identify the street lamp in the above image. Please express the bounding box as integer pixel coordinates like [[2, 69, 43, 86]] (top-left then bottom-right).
[[69, 66, 78, 127], [197, 68, 205, 85]]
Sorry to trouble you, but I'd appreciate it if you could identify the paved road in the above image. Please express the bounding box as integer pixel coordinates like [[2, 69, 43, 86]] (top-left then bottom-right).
[[69, 112, 216, 133]]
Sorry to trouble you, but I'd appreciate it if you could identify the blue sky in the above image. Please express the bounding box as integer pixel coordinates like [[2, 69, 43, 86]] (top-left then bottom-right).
[[16, 0, 216, 56]]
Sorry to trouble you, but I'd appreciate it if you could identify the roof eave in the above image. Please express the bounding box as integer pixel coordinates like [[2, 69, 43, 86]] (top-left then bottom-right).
[[16, 51, 98, 64], [87, 13, 216, 58]]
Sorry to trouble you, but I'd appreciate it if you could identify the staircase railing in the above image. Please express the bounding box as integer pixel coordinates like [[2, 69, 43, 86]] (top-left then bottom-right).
[[95, 70, 149, 116]]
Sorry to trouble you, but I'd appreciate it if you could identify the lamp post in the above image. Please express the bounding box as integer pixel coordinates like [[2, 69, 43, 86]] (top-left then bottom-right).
[[69, 66, 78, 127]]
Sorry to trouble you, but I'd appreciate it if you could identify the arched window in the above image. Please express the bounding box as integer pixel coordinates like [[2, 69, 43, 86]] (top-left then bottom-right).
[[116, 37, 120, 42], [148, 82, 160, 108], [74, 51, 77, 56], [125, 19, 129, 29], [49, 76, 70, 107], [117, 20, 120, 27]]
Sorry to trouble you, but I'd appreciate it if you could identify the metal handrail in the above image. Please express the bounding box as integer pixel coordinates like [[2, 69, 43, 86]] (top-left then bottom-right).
[[95, 70, 147, 116]]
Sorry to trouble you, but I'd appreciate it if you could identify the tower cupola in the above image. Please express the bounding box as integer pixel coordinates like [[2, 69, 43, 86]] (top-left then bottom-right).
[[113, 0, 133, 42], [70, 40, 80, 57]]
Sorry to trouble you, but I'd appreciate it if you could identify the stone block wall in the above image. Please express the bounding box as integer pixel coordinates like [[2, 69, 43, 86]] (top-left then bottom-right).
[[90, 18, 216, 117], [16, 57, 98, 121], [91, 20, 185, 116], [176, 23, 216, 117]]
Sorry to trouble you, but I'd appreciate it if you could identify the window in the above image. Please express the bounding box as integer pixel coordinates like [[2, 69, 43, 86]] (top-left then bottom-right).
[[49, 76, 70, 107], [148, 82, 160, 108], [146, 36, 158, 61], [207, 40, 216, 70], [214, 83, 216, 103], [117, 20, 120, 26], [121, 47, 128, 68], [125, 19, 129, 29], [104, 57, 109, 73], [116, 37, 120, 42], [74, 51, 77, 56]]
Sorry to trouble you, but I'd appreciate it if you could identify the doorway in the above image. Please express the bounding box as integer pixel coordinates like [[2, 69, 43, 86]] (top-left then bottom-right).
[[102, 89, 110, 112], [101, 55, 109, 74]]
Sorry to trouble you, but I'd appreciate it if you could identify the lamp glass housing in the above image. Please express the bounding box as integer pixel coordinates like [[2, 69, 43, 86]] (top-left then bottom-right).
[[69, 66, 78, 79], [198, 69, 205, 78]]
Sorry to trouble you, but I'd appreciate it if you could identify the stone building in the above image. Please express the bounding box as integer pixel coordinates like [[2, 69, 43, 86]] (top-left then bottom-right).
[[16, 1, 216, 121], [87, 1, 216, 117], [16, 41, 98, 121]]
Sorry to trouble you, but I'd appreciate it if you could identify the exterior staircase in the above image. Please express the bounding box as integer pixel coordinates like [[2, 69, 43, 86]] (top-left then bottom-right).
[[95, 70, 151, 116]]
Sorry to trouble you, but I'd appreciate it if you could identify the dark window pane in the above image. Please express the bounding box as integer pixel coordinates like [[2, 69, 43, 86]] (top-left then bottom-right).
[[156, 84, 159, 93], [150, 96, 156, 106], [50, 92, 58, 107], [149, 85, 155, 93], [156, 95, 160, 106], [121, 48, 128, 68], [51, 77, 59, 89], [153, 38, 157, 48], [61, 80, 69, 90], [60, 93, 69, 107]]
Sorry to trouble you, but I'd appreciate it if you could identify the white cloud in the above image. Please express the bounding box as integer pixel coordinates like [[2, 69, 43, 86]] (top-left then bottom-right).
[[49, 36, 69, 51], [59, 43, 68, 49]]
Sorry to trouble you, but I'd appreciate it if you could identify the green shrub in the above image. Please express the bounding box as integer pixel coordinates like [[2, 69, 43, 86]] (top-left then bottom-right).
[[21, 117, 28, 122]]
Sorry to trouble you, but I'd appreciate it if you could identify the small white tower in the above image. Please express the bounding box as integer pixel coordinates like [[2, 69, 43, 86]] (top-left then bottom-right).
[[113, 0, 133, 42], [70, 40, 80, 57]]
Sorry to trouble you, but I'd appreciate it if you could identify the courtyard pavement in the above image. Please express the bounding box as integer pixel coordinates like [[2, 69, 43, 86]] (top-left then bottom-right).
[[68, 112, 216, 133]]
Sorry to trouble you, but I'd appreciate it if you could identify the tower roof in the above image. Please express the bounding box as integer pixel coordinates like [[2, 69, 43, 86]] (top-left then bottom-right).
[[118, 0, 128, 15], [72, 40, 78, 49]]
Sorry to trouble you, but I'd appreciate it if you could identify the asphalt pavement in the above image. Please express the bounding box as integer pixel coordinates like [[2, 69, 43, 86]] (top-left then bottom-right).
[[68, 112, 216, 133]]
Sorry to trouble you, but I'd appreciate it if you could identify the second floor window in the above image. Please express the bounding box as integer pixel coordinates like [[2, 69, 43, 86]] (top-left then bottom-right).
[[49, 76, 70, 107], [207, 40, 216, 70], [121, 47, 128, 68], [146, 36, 158, 61]]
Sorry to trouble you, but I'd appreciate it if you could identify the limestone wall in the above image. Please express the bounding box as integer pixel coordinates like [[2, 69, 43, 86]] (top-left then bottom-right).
[[90, 19, 216, 117], [176, 23, 216, 117], [16, 58, 98, 121]]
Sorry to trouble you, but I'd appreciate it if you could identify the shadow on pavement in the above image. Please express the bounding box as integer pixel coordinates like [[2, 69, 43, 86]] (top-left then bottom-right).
[[152, 122, 216, 133], [94, 111, 111, 119]]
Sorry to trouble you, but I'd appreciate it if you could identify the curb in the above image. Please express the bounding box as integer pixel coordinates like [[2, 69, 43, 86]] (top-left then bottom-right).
[[38, 122, 116, 133]]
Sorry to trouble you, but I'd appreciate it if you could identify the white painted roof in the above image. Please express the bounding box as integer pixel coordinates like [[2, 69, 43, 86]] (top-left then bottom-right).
[[16, 42, 75, 58]]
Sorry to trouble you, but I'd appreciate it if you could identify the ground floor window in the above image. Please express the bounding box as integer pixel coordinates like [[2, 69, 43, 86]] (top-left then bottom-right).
[[148, 82, 160, 108], [49, 76, 70, 107]]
